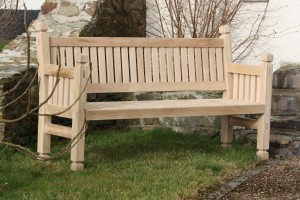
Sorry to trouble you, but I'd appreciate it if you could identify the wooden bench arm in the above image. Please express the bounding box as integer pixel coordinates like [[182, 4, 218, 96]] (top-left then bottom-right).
[[228, 53, 273, 76], [225, 53, 273, 104]]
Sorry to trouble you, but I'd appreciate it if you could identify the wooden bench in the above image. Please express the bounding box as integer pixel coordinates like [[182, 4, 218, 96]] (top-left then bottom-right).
[[35, 22, 273, 171]]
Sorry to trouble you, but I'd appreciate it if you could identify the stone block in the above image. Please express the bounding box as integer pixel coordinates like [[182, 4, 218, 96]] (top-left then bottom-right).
[[59, 1, 79, 17], [272, 90, 300, 112], [41, 2, 58, 15], [83, 1, 97, 16], [247, 133, 292, 145], [273, 64, 300, 89]]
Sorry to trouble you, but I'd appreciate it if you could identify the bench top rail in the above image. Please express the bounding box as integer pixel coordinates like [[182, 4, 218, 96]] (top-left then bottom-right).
[[50, 37, 224, 48]]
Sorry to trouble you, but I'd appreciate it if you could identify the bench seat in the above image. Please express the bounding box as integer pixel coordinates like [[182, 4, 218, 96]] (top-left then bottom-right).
[[85, 99, 264, 120]]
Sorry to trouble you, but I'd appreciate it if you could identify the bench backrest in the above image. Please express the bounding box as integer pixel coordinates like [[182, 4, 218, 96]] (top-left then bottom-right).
[[46, 34, 231, 94], [36, 23, 245, 108]]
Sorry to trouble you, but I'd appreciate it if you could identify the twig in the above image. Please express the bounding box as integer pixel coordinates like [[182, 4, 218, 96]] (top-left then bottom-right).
[[0, 183, 8, 193]]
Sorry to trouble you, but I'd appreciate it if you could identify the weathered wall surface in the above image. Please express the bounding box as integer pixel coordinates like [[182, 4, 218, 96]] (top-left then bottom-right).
[[80, 0, 146, 37], [0, 0, 97, 143], [234, 1, 300, 71]]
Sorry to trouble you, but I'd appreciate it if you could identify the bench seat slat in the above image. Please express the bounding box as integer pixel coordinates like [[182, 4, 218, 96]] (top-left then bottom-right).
[[85, 99, 264, 120]]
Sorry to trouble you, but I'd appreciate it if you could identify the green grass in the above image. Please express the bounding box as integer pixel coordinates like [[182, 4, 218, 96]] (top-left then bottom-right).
[[0, 129, 258, 200], [0, 40, 8, 52]]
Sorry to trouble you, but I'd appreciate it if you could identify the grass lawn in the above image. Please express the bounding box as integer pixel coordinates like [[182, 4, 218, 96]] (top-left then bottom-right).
[[0, 40, 8, 52], [0, 129, 258, 200]]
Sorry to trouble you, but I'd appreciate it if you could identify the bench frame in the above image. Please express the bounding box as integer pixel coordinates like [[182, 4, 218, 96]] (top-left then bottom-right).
[[36, 22, 273, 171]]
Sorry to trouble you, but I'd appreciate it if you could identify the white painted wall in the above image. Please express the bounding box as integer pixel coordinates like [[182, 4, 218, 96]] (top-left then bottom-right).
[[20, 0, 300, 71], [236, 1, 300, 71], [146, 0, 300, 71]]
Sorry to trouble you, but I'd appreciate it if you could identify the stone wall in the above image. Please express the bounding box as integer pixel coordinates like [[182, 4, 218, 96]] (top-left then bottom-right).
[[80, 0, 146, 37], [0, 0, 97, 143], [0, 0, 221, 143]]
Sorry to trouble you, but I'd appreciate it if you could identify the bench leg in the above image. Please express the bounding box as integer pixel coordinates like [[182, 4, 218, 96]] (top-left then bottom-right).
[[37, 115, 51, 159], [256, 114, 270, 160], [221, 116, 233, 147], [70, 112, 86, 171]]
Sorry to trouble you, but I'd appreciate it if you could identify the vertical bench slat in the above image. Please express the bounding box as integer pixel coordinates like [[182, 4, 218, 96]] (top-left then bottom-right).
[[129, 47, 137, 83], [58, 78, 64, 107], [181, 48, 188, 82], [98, 47, 107, 83], [174, 48, 181, 82], [167, 48, 174, 82], [244, 75, 250, 101], [52, 75, 58, 105], [250, 75, 256, 102], [48, 47, 57, 105], [64, 47, 73, 107], [90, 47, 99, 83], [209, 48, 217, 81], [114, 47, 122, 83], [69, 47, 81, 105], [202, 48, 209, 81], [152, 48, 160, 82], [216, 48, 224, 81], [137, 47, 145, 83], [82, 47, 90, 68], [256, 76, 261, 102], [188, 48, 196, 82], [106, 47, 115, 83], [195, 48, 203, 82], [144, 47, 152, 82], [56, 47, 66, 106], [238, 74, 245, 100], [159, 48, 167, 82], [122, 47, 130, 83], [233, 74, 239, 99]]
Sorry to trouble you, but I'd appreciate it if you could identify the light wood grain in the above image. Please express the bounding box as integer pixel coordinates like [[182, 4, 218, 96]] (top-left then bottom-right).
[[181, 48, 188, 82], [36, 22, 51, 155], [250, 75, 256, 102], [195, 48, 203, 82], [244, 75, 250, 101], [202, 48, 209, 81], [129, 47, 137, 83], [174, 48, 181, 82], [238, 74, 245, 100], [85, 99, 265, 120], [209, 48, 217, 81], [98, 47, 107, 83], [44, 64, 74, 78], [137, 47, 145, 83], [122, 47, 130, 83], [45, 123, 72, 138], [50, 37, 224, 48], [167, 48, 174, 82], [90, 47, 99, 83], [159, 48, 167, 82], [233, 74, 239, 100], [188, 48, 196, 82], [144, 47, 152, 82], [44, 104, 72, 118], [216, 48, 224, 81], [106, 47, 114, 83], [114, 47, 122, 83], [87, 81, 227, 93], [228, 63, 263, 76], [229, 116, 258, 129], [152, 48, 160, 82]]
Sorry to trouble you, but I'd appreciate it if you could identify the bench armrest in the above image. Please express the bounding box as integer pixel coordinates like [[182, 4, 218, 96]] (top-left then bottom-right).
[[225, 53, 273, 105]]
